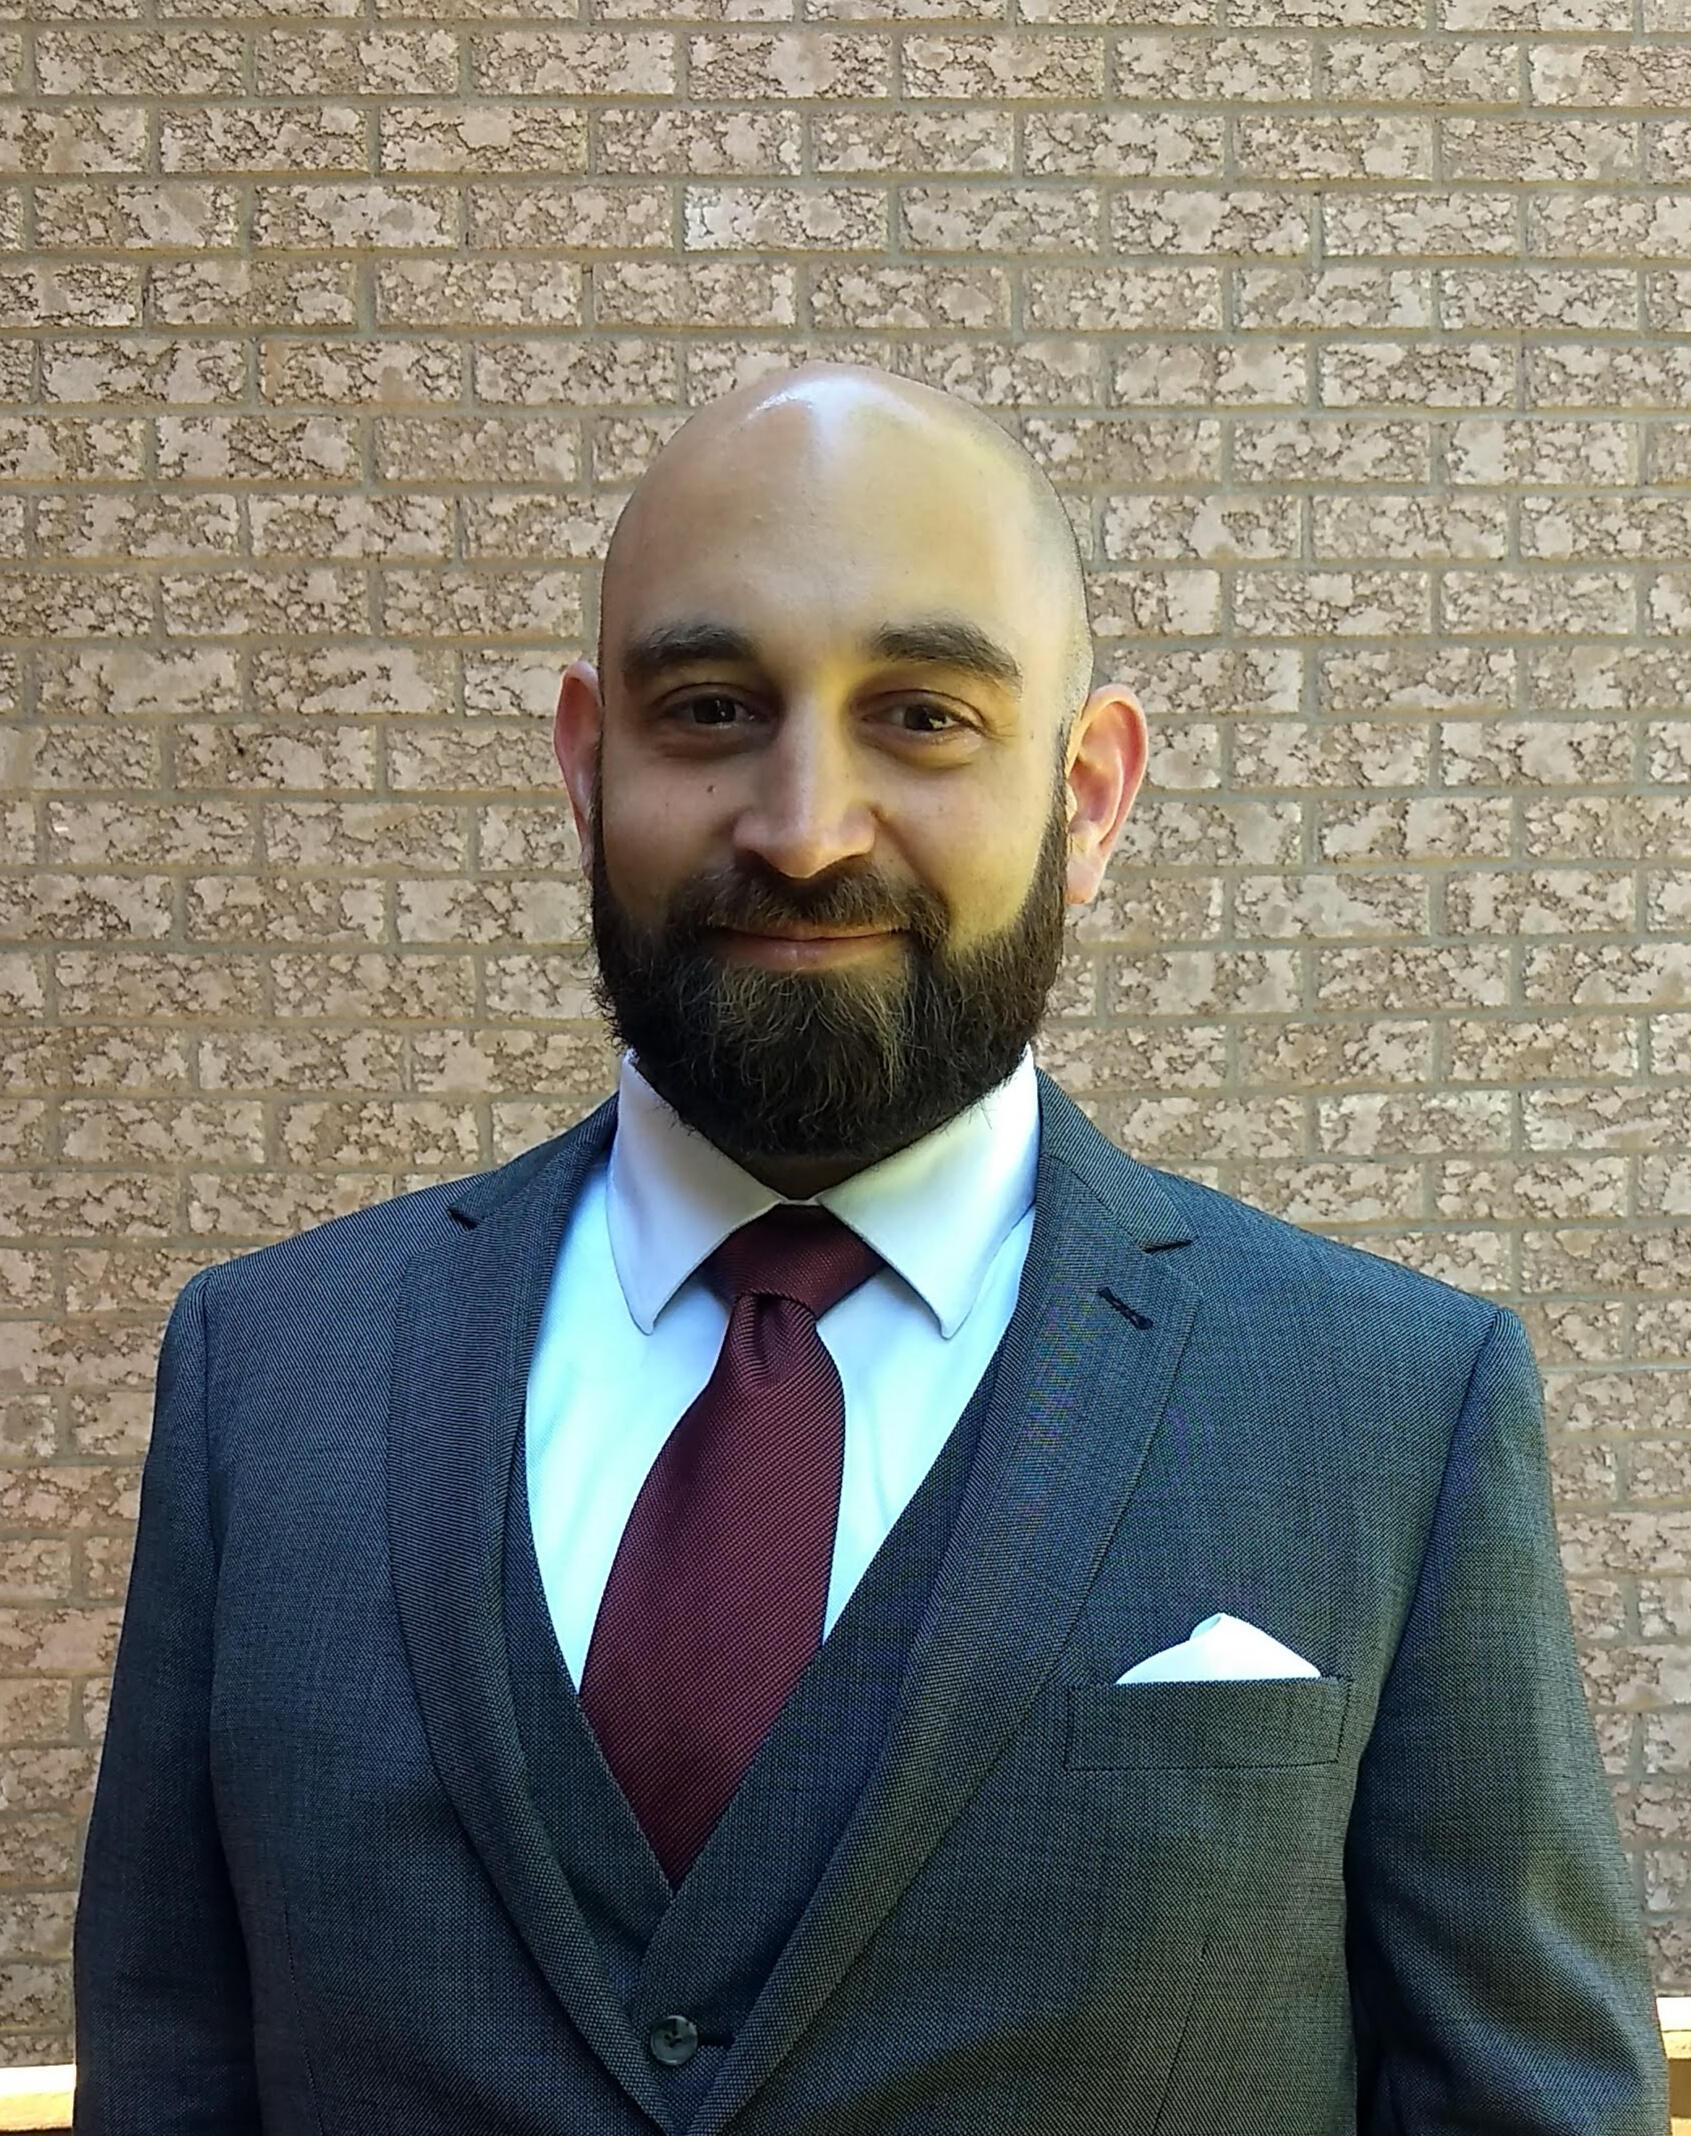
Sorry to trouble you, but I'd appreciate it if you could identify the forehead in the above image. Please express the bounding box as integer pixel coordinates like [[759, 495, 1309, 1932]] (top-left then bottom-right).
[[606, 412, 1050, 662]]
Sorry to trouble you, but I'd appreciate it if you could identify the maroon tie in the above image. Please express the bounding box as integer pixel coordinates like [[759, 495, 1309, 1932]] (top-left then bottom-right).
[[578, 1203, 884, 1886]]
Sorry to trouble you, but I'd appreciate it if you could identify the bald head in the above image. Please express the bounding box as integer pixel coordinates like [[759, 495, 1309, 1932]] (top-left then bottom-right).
[[596, 361, 1094, 751]]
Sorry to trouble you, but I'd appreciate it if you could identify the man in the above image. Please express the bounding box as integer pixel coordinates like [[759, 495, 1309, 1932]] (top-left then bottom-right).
[[73, 361, 1668, 2135]]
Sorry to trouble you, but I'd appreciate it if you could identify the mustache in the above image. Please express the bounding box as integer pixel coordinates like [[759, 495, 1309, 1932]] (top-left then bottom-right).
[[669, 870, 938, 943]]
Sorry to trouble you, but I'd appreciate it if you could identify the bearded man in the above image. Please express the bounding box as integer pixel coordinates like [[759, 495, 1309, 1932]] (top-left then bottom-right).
[[73, 362, 1668, 2136]]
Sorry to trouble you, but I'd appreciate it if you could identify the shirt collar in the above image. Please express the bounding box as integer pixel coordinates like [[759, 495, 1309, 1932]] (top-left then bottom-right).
[[605, 1043, 1039, 1339]]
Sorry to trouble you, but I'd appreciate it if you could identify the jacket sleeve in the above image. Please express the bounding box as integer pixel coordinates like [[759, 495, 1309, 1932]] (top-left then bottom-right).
[[72, 1268, 262, 2135], [1343, 1303, 1670, 2135]]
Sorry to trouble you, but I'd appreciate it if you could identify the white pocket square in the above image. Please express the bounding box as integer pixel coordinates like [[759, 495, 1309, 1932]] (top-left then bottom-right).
[[1115, 1611, 1320, 1685]]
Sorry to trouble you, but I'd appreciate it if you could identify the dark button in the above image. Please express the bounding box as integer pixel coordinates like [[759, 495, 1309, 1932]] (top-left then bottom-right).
[[648, 2014, 699, 2067]]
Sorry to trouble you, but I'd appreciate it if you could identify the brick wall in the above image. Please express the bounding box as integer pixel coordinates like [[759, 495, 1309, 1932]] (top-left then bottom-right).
[[3, 0, 1690, 2062]]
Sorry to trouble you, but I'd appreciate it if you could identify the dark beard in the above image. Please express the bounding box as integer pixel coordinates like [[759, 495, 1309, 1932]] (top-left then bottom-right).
[[583, 765, 1071, 1173]]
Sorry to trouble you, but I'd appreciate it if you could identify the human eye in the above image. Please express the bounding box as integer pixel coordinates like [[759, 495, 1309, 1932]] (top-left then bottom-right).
[[889, 700, 967, 736], [667, 693, 751, 729]]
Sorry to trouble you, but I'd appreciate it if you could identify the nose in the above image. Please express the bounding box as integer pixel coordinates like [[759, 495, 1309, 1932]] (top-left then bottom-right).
[[729, 706, 879, 883]]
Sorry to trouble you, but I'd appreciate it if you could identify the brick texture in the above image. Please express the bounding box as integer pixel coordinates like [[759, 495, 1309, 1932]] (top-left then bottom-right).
[[3, 0, 1691, 2062]]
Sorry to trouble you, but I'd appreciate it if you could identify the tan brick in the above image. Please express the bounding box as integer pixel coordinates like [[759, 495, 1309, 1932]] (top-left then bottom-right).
[[1533, 41, 1691, 109], [1442, 115, 1638, 182], [54, 949, 263, 1021], [394, 875, 587, 944], [1529, 342, 1691, 411], [1235, 569, 1431, 637], [0, 265, 140, 329], [262, 801, 467, 868], [175, 722, 377, 792], [1104, 493, 1298, 562], [34, 647, 237, 720], [469, 182, 669, 249], [1317, 793, 1513, 859], [61, 1099, 267, 1166], [1321, 340, 1517, 409], [1448, 866, 1637, 936], [1645, 270, 1691, 332], [814, 261, 1010, 334], [1439, 265, 1639, 331], [1448, 418, 1635, 486], [373, 414, 581, 485], [472, 337, 677, 404], [252, 183, 461, 250], [248, 493, 454, 560], [262, 338, 464, 405], [1322, 37, 1521, 104], [1232, 417, 1430, 484], [278, 1100, 479, 1169], [471, 29, 676, 93], [0, 571, 151, 641], [1110, 188, 1309, 259], [585, 414, 686, 484], [898, 336, 1102, 407], [1239, 112, 1433, 180], [160, 568, 369, 638], [1021, 414, 1220, 486], [1234, 1161, 1423, 1227], [385, 726, 557, 797], [1023, 109, 1220, 177], [256, 27, 461, 94], [149, 260, 359, 330], [689, 30, 892, 95], [1024, 264, 1221, 331], [373, 255, 585, 322], [157, 414, 361, 483], [683, 182, 886, 251], [1317, 1089, 1512, 1156], [595, 258, 793, 327], [161, 104, 367, 176], [1234, 870, 1429, 938], [1235, 265, 1432, 330], [197, 1031, 405, 1098], [461, 492, 619, 560], [595, 106, 800, 175], [1441, 717, 1634, 786], [34, 183, 240, 252], [34, 31, 245, 97], [1323, 190, 1519, 258], [379, 566, 582, 640], [187, 1171, 387, 1242], [1312, 494, 1509, 561], [0, 106, 147, 175], [35, 493, 240, 560], [0, 873, 173, 943], [269, 951, 474, 1019], [1529, 191, 1691, 260], [186, 874, 387, 944], [811, 108, 1011, 176], [1237, 1018, 1433, 1091], [380, 103, 590, 174], [1523, 941, 1691, 1006], [463, 657, 573, 722], [413, 1029, 621, 1100], [45, 803, 250, 867], [1523, 494, 1691, 561], [42, 338, 243, 406], [1234, 716, 1433, 787], [1649, 125, 1691, 185], [1440, 567, 1636, 635], [28, 723, 157, 790], [1112, 341, 1307, 407]]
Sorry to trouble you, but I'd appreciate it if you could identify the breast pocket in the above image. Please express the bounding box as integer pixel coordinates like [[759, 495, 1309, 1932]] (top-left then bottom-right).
[[1064, 1675, 1350, 1771]]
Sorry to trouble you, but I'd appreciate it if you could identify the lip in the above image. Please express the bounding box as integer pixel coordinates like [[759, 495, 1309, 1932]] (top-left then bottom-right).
[[715, 928, 898, 967]]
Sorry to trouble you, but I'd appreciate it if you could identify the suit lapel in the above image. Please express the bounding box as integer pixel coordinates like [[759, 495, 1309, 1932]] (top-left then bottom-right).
[[386, 1092, 677, 2132], [388, 1070, 1203, 2136], [687, 1071, 1202, 2135]]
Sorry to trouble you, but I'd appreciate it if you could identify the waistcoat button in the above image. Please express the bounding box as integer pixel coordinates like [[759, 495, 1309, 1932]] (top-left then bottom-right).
[[648, 2014, 699, 2066]]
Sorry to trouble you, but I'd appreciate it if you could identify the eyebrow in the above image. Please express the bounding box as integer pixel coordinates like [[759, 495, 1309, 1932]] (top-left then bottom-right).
[[618, 617, 1025, 697]]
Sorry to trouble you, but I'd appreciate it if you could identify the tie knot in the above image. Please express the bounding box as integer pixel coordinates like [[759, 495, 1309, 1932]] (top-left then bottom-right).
[[701, 1205, 883, 1322]]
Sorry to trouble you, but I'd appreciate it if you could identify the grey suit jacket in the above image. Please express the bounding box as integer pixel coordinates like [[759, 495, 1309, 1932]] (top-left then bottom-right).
[[72, 1069, 1670, 2134]]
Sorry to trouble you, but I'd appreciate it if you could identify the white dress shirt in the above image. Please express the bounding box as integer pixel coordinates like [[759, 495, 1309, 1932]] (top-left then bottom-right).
[[524, 1042, 1042, 1688]]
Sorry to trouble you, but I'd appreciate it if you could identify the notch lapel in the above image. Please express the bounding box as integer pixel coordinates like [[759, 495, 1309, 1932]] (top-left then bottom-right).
[[386, 1093, 679, 2134], [687, 1072, 1202, 2136]]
